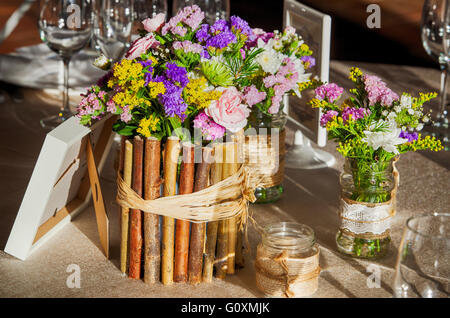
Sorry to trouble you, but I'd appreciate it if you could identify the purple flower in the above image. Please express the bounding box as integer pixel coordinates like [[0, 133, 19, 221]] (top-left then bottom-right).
[[196, 24, 210, 42], [320, 110, 339, 127], [154, 76, 187, 120], [164, 62, 189, 88], [139, 60, 155, 85], [200, 49, 211, 59], [230, 16, 253, 38], [193, 112, 226, 141], [301, 56, 316, 69], [399, 130, 418, 143], [210, 19, 229, 34], [341, 107, 371, 124], [315, 83, 344, 103], [206, 31, 237, 49]]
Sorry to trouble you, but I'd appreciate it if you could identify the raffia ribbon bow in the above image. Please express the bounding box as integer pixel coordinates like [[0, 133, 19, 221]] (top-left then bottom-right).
[[116, 164, 262, 226]]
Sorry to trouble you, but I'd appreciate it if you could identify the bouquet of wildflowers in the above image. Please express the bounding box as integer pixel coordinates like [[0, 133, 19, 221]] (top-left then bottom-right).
[[310, 67, 443, 202], [76, 5, 314, 143]]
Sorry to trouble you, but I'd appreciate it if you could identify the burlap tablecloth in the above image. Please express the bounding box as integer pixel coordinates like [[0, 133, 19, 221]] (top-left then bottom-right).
[[0, 61, 448, 297]]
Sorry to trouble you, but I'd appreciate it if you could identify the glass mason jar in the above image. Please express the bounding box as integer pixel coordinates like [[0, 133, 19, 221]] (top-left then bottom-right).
[[255, 222, 320, 297], [336, 158, 397, 259], [246, 106, 287, 204]]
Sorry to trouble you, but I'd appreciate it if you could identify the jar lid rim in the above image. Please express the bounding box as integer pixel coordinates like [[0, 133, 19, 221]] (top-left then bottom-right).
[[262, 222, 315, 250]]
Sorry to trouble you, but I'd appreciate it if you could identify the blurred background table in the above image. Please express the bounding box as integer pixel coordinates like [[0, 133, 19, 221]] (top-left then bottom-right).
[[0, 58, 448, 297]]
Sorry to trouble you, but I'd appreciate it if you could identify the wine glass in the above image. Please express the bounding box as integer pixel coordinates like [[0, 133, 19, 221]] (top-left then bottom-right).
[[172, 0, 229, 24], [421, 0, 450, 133], [393, 213, 450, 298], [93, 0, 134, 63], [38, 0, 93, 129]]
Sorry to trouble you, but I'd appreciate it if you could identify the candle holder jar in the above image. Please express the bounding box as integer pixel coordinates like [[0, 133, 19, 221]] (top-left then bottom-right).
[[255, 222, 320, 298], [336, 158, 398, 259]]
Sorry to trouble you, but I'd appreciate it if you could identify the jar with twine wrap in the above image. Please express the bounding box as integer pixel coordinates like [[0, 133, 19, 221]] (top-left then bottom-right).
[[336, 157, 399, 259], [255, 222, 320, 298], [245, 106, 287, 204]]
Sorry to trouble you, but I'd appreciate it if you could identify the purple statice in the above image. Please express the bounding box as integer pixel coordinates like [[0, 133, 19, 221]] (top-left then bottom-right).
[[164, 62, 189, 88], [162, 5, 204, 36], [182, 5, 205, 30], [399, 130, 419, 143], [210, 19, 229, 34], [154, 76, 188, 120], [341, 107, 371, 124], [139, 59, 155, 85], [363, 74, 399, 106], [173, 40, 203, 54], [243, 85, 267, 107], [205, 31, 237, 49], [193, 112, 226, 141], [196, 24, 210, 42], [320, 110, 339, 127], [301, 56, 316, 69], [315, 83, 344, 103], [230, 16, 253, 38], [200, 49, 211, 59]]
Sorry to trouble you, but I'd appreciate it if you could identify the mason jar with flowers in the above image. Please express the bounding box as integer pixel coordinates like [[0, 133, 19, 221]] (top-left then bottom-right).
[[239, 26, 316, 203], [309, 67, 443, 258]]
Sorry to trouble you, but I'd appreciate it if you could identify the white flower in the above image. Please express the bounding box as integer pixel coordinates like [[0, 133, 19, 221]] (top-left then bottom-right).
[[417, 123, 424, 131], [382, 110, 389, 116], [407, 108, 415, 115], [255, 38, 286, 74], [400, 94, 412, 109], [423, 115, 430, 123], [394, 105, 402, 113], [362, 121, 407, 154], [387, 112, 397, 122]]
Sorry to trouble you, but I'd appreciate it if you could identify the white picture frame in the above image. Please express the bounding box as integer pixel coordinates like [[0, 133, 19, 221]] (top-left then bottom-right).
[[283, 0, 331, 147], [5, 115, 115, 260]]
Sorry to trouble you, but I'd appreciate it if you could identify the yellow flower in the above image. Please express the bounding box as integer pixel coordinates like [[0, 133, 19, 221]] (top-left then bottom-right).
[[184, 77, 222, 109], [349, 67, 362, 82], [148, 81, 166, 99], [309, 97, 327, 108], [136, 115, 160, 137]]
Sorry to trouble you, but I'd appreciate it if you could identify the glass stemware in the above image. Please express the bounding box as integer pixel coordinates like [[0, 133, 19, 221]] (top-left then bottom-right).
[[393, 213, 450, 298], [172, 0, 229, 24], [38, 0, 93, 129], [421, 0, 450, 145], [93, 0, 134, 63]]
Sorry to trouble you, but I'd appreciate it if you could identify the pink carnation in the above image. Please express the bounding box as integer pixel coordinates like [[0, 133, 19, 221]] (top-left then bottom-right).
[[125, 34, 159, 60], [142, 13, 165, 33], [206, 87, 250, 133]]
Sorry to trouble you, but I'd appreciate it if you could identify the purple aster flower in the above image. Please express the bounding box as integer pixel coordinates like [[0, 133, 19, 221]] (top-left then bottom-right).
[[301, 56, 316, 69], [154, 76, 188, 120], [206, 31, 237, 49], [320, 110, 339, 127], [399, 130, 418, 143], [341, 107, 371, 124], [315, 83, 344, 103], [164, 62, 189, 88]]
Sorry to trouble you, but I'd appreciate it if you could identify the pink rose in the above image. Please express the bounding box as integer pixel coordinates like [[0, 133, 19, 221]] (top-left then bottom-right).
[[206, 87, 250, 133], [125, 34, 159, 60], [142, 13, 165, 33]]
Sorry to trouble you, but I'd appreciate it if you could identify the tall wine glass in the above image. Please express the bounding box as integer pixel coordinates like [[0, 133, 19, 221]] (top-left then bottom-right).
[[393, 213, 450, 298], [421, 0, 450, 130], [172, 0, 229, 24], [39, 0, 93, 129], [93, 0, 134, 63]]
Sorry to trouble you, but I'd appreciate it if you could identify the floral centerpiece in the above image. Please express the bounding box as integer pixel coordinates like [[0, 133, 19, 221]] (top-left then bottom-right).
[[75, 5, 315, 284], [310, 67, 443, 258]]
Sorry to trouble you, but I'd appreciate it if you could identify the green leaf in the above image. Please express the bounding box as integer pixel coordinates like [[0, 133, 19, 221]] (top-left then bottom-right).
[[200, 60, 234, 87]]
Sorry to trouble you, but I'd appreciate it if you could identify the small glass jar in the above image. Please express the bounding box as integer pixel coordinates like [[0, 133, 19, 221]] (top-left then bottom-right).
[[246, 106, 287, 204], [255, 222, 320, 298], [336, 158, 396, 259]]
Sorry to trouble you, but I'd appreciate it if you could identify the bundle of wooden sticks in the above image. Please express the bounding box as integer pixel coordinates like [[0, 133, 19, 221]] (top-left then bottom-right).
[[118, 135, 245, 284]]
